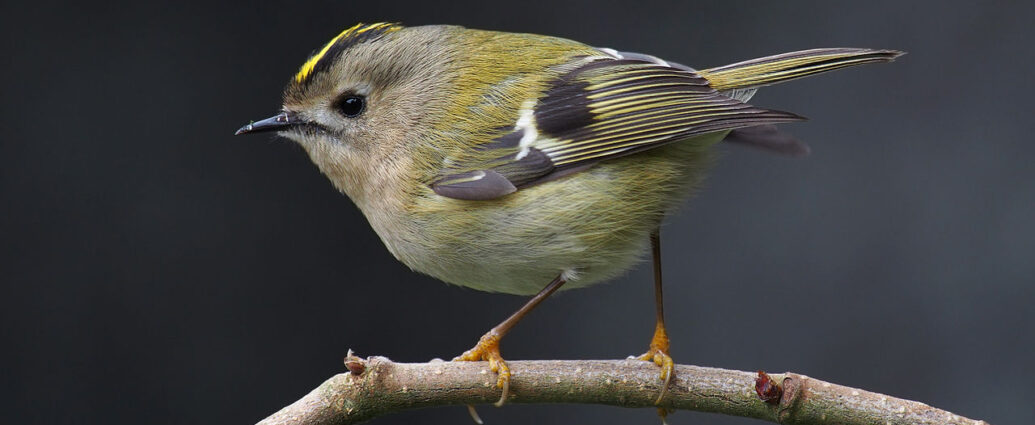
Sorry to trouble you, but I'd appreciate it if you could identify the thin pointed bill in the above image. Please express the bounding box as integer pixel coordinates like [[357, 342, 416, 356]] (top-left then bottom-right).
[[235, 112, 301, 135]]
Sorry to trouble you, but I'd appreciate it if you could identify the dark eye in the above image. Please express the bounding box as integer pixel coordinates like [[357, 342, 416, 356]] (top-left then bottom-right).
[[336, 95, 365, 118]]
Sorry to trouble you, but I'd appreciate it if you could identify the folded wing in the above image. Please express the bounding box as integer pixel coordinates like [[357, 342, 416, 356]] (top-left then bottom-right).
[[431, 58, 805, 201]]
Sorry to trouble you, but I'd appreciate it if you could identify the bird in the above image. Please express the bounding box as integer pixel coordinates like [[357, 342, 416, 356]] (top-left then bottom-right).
[[236, 22, 901, 410]]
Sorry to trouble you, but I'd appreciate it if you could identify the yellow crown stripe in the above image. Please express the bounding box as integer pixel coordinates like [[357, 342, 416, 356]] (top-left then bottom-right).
[[294, 23, 401, 83], [295, 24, 363, 83]]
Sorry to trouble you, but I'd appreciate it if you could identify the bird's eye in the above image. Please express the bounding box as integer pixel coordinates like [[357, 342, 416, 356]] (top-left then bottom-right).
[[336, 95, 365, 118]]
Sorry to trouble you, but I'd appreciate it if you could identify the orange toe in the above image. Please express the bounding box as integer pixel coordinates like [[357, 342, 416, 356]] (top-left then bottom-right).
[[454, 331, 511, 406]]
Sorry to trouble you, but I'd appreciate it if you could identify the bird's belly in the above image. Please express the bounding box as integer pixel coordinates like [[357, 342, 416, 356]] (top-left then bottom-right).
[[376, 138, 718, 295]]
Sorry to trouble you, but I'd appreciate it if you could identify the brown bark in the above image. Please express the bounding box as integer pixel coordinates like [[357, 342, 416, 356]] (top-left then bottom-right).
[[256, 356, 989, 425]]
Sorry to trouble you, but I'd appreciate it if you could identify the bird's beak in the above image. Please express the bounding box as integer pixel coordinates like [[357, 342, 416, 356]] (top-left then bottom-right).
[[234, 112, 302, 135]]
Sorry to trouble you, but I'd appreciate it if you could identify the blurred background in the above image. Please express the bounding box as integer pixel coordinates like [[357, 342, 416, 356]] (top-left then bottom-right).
[[3, 1, 1032, 424]]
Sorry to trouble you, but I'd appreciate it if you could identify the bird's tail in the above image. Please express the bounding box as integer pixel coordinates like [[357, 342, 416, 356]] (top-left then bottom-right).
[[697, 48, 904, 91]]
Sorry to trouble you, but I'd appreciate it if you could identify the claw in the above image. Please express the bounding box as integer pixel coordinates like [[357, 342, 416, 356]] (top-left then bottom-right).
[[465, 405, 484, 424], [638, 322, 674, 404], [454, 331, 511, 406], [656, 407, 672, 425], [451, 274, 568, 409], [639, 346, 675, 404]]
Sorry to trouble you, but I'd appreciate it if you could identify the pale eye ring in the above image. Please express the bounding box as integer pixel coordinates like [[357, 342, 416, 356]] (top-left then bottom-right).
[[336, 95, 365, 118]]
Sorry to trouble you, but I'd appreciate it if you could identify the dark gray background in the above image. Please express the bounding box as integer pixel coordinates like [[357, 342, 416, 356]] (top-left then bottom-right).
[[3, 1, 1032, 424]]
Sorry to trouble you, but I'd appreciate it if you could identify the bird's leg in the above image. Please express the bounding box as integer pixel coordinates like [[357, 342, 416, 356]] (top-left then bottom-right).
[[638, 229, 675, 413], [454, 274, 567, 407]]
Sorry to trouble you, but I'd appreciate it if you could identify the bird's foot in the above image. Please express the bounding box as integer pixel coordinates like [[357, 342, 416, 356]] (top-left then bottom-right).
[[454, 330, 511, 406], [638, 324, 674, 405], [639, 342, 675, 422]]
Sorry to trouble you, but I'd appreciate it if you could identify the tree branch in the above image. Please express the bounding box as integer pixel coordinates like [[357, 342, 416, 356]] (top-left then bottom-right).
[[256, 355, 989, 425]]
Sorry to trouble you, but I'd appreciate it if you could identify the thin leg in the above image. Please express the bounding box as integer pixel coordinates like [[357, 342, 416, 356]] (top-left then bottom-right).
[[651, 230, 667, 343], [639, 229, 675, 407], [455, 274, 568, 406]]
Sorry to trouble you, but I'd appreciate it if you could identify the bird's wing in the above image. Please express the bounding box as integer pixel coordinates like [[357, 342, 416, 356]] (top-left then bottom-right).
[[723, 125, 811, 157], [431, 57, 805, 201]]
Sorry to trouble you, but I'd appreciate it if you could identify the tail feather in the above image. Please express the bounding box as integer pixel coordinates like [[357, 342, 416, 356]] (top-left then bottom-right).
[[698, 48, 904, 91]]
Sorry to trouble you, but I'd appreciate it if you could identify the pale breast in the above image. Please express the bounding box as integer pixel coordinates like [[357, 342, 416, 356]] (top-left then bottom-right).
[[381, 135, 720, 295]]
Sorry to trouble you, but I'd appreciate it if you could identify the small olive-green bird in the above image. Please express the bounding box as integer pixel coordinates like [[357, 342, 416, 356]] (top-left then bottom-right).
[[237, 22, 901, 407]]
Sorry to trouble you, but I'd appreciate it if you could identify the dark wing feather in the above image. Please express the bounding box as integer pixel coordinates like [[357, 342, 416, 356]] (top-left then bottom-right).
[[723, 125, 811, 157], [431, 58, 804, 201]]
